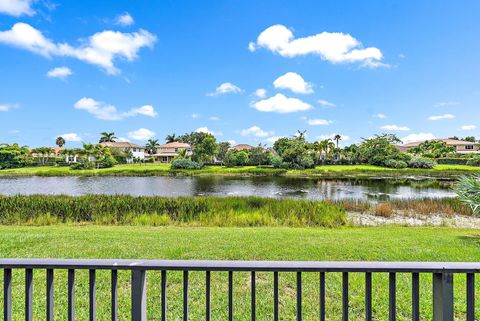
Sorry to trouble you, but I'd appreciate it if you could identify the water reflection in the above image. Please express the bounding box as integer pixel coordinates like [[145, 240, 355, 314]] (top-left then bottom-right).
[[0, 176, 456, 201]]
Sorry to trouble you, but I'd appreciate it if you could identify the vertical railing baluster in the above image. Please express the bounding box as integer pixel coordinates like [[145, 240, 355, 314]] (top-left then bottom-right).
[[296, 272, 302, 321], [251, 271, 256, 321], [412, 273, 419, 321], [206, 271, 211, 321], [111, 270, 118, 321], [342, 272, 348, 321], [89, 270, 96, 321], [273, 272, 278, 321], [365, 272, 372, 321], [228, 271, 233, 321], [46, 269, 54, 321], [183, 271, 188, 321], [131, 270, 147, 321], [320, 272, 325, 321], [4, 268, 12, 321], [466, 273, 475, 321], [161, 270, 166, 321], [433, 273, 454, 321], [68, 269, 75, 321], [389, 272, 396, 321], [25, 269, 33, 321]]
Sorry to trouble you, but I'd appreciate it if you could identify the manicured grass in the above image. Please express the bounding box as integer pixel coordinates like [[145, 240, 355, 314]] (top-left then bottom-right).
[[0, 163, 479, 178], [1, 225, 480, 320], [0, 195, 346, 227]]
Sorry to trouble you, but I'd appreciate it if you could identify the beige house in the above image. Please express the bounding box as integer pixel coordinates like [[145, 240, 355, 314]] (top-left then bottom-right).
[[152, 142, 192, 163], [230, 144, 254, 151], [398, 139, 480, 155], [100, 142, 146, 162]]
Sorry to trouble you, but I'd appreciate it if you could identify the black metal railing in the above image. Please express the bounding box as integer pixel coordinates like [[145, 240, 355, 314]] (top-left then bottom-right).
[[1, 259, 479, 321]]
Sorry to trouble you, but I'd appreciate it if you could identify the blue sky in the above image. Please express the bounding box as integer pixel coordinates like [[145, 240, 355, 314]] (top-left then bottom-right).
[[0, 0, 479, 148]]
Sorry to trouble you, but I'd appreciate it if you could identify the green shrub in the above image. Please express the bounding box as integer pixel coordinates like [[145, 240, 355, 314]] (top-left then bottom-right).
[[436, 158, 470, 165], [70, 161, 96, 170], [408, 157, 437, 169], [171, 159, 203, 170], [466, 159, 480, 167], [270, 155, 283, 168], [384, 159, 408, 169]]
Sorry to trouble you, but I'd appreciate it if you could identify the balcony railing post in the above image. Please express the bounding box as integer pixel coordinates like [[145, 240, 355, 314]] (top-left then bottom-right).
[[131, 270, 147, 321], [433, 273, 454, 321]]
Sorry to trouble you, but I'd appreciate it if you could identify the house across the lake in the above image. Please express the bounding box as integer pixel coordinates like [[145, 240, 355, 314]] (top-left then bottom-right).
[[229, 144, 254, 151], [398, 138, 480, 155], [100, 142, 146, 162], [152, 142, 192, 163]]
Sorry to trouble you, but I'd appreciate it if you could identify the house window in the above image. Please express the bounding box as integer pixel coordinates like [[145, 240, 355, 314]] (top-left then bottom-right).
[[465, 145, 474, 150], [175, 148, 178, 152], [162, 157, 168, 162]]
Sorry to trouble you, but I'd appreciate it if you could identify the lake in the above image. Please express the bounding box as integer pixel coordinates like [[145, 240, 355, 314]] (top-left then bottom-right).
[[0, 176, 456, 201]]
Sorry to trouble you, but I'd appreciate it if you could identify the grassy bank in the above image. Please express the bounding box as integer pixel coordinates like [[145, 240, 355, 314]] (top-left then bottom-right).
[[1, 225, 480, 320], [0, 195, 346, 227], [0, 163, 479, 178]]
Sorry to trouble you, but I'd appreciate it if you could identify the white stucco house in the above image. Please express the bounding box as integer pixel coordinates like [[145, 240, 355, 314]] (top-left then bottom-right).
[[100, 142, 146, 162]]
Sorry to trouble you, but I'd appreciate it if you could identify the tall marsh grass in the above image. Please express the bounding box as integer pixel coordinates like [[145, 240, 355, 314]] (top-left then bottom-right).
[[336, 197, 472, 216], [0, 195, 347, 227]]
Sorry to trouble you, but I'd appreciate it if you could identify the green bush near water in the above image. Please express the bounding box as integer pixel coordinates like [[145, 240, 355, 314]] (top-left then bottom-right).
[[0, 195, 346, 227]]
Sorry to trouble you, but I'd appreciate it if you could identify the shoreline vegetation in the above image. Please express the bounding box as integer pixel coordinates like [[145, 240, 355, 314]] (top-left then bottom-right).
[[0, 163, 479, 178], [0, 195, 472, 227]]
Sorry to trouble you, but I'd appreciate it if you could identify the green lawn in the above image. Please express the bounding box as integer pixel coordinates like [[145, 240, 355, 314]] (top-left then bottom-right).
[[1, 225, 480, 320], [0, 163, 479, 178]]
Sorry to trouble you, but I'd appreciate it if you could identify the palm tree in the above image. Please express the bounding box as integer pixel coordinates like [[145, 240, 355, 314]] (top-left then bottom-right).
[[334, 134, 342, 148], [56, 136, 66, 148], [165, 134, 177, 143], [145, 139, 159, 155], [82, 143, 96, 161], [294, 130, 307, 141], [99, 132, 117, 143]]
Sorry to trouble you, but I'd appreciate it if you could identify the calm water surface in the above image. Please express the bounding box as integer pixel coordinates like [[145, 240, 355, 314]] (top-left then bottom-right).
[[0, 176, 455, 201]]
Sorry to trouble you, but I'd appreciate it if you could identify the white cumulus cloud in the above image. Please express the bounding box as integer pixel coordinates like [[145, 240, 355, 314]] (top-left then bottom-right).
[[428, 114, 455, 121], [128, 128, 155, 141], [207, 82, 243, 96], [59, 133, 82, 142], [115, 12, 134, 26], [307, 119, 331, 126], [74, 98, 157, 121], [0, 23, 156, 74], [318, 99, 336, 108], [0, 0, 35, 17], [250, 24, 385, 67], [380, 124, 410, 131], [273, 72, 313, 94], [255, 88, 267, 98], [375, 113, 387, 119], [195, 127, 221, 135], [401, 133, 436, 144], [460, 125, 477, 131], [47, 66, 73, 79], [251, 93, 312, 113], [240, 126, 273, 138]]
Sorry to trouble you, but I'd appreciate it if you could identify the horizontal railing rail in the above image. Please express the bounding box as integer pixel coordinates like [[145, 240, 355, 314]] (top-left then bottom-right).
[[1, 259, 478, 321]]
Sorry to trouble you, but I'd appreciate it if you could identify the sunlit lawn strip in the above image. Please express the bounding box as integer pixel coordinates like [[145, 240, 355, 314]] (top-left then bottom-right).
[[0, 226, 479, 320]]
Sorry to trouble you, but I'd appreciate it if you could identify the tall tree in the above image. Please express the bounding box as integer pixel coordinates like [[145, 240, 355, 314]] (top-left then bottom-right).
[[145, 139, 159, 155], [165, 134, 177, 143], [334, 134, 342, 148], [55, 136, 66, 148], [99, 132, 117, 143]]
